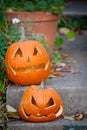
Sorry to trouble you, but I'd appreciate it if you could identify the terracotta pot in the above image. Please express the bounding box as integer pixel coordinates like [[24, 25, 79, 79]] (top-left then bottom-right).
[[5, 11, 59, 49]]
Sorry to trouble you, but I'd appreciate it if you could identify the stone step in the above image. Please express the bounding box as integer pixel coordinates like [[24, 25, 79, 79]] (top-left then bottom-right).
[[6, 35, 87, 115], [6, 85, 87, 115], [6, 35, 87, 129], [64, 0, 87, 15], [7, 118, 87, 130]]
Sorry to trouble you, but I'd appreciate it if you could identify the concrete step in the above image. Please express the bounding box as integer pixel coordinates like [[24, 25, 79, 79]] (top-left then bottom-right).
[[64, 0, 87, 15], [6, 35, 87, 115], [6, 85, 87, 115], [7, 119, 87, 130], [6, 35, 87, 129]]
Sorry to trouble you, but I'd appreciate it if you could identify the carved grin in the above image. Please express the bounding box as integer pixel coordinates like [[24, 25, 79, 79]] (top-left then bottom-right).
[[36, 106, 63, 117], [10, 62, 49, 75], [20, 105, 63, 122]]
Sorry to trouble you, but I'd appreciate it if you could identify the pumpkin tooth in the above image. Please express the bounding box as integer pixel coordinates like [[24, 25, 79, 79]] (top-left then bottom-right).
[[37, 113, 41, 117], [36, 63, 45, 71], [45, 62, 49, 70], [55, 106, 63, 117], [10, 66, 16, 75]]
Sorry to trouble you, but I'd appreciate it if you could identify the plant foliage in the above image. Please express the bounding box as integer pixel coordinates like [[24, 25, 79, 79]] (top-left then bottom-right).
[[58, 16, 87, 30], [0, 31, 8, 81], [3, 0, 65, 15]]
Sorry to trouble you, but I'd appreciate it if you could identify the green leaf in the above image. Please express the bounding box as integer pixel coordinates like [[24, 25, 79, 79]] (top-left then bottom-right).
[[66, 31, 76, 40], [24, 2, 35, 12], [36, 1, 47, 10], [55, 37, 63, 47], [52, 52, 62, 63]]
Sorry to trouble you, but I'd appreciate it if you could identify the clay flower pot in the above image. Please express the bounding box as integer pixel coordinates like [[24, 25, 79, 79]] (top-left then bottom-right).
[[5, 11, 59, 49]]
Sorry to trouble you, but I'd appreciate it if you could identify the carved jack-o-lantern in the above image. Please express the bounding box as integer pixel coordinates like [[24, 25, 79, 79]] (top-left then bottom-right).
[[18, 84, 64, 122], [5, 40, 50, 85]]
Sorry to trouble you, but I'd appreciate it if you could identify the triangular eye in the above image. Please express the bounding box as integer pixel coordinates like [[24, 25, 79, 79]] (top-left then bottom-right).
[[31, 96, 37, 107], [46, 98, 54, 108], [33, 47, 38, 55], [12, 48, 23, 58], [14, 48, 23, 58]]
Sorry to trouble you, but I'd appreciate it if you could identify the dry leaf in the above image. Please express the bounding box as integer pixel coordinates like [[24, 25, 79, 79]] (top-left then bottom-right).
[[49, 74, 57, 78], [71, 70, 80, 74], [64, 115, 75, 120], [0, 91, 4, 96], [6, 105, 17, 112], [74, 113, 84, 120], [59, 27, 70, 35], [7, 111, 20, 120], [61, 53, 70, 60], [6, 105, 20, 120], [56, 62, 66, 67], [64, 112, 85, 121], [61, 67, 72, 72], [50, 71, 63, 77]]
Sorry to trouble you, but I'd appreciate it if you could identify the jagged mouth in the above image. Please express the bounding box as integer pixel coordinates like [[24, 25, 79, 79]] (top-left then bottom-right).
[[19, 105, 63, 121], [10, 62, 49, 75], [37, 106, 63, 117], [36, 106, 63, 117]]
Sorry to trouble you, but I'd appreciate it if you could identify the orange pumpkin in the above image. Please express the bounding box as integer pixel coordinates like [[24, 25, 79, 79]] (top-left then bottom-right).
[[18, 83, 64, 122], [5, 40, 50, 85]]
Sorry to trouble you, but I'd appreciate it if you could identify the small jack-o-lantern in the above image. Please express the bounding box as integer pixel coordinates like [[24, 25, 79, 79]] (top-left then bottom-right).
[[5, 40, 50, 85], [18, 83, 64, 122]]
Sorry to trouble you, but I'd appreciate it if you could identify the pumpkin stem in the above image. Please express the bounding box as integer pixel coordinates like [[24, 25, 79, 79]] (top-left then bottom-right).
[[19, 23, 26, 42], [39, 81, 45, 89]]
